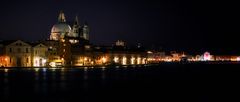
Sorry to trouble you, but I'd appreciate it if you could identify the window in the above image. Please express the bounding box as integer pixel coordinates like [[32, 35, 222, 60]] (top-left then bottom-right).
[[26, 58, 29, 63], [17, 48, 21, 53], [9, 48, 12, 52], [26, 48, 29, 53], [35, 50, 38, 54]]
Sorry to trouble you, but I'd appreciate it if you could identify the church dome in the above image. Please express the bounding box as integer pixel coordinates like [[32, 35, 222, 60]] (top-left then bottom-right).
[[51, 23, 72, 34]]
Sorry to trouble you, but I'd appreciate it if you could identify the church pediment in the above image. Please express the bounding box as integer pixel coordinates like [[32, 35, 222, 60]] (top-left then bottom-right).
[[6, 40, 31, 47]]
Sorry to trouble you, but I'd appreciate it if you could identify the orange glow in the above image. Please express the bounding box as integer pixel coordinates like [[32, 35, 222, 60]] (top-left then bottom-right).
[[102, 57, 107, 63]]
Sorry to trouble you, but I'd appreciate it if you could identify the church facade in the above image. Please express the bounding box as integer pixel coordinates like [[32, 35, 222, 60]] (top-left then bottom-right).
[[50, 11, 90, 44]]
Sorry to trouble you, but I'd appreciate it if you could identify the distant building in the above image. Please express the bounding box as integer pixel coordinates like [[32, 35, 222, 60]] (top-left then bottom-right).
[[3, 40, 32, 67], [32, 43, 48, 67], [49, 11, 90, 44], [115, 40, 125, 47]]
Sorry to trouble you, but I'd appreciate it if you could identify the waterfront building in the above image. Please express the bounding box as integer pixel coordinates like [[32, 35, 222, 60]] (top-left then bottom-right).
[[147, 51, 166, 62], [0, 11, 147, 67], [71, 44, 94, 66], [1, 40, 32, 67], [43, 40, 62, 67], [32, 43, 48, 67]]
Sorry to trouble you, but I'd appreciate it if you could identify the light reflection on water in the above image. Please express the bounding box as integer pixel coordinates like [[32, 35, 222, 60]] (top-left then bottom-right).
[[1, 64, 239, 102], [3, 69, 9, 97], [0, 66, 143, 99]]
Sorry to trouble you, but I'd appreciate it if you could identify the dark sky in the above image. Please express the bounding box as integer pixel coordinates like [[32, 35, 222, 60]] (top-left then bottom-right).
[[0, 0, 240, 54]]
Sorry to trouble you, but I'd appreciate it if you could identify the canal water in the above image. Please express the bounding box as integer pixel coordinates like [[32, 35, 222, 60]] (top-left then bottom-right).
[[0, 63, 240, 102]]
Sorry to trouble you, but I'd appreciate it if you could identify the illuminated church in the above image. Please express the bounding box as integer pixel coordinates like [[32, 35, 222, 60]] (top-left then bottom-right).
[[50, 11, 90, 44]]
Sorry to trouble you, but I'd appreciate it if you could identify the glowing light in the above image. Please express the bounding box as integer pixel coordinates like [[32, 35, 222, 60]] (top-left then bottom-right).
[[131, 57, 135, 65], [101, 66, 106, 69], [84, 67, 88, 71], [84, 57, 87, 61], [33, 57, 47, 67], [147, 51, 153, 54], [102, 57, 107, 63], [4, 69, 8, 73], [237, 57, 240, 61], [114, 56, 119, 63], [49, 62, 56, 67], [43, 59, 47, 63], [34, 68, 40, 72], [142, 58, 146, 64], [137, 57, 141, 64], [203, 52, 211, 61], [122, 57, 127, 65]]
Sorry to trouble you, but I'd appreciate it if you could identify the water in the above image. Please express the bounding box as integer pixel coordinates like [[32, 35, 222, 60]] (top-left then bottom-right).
[[0, 63, 240, 102]]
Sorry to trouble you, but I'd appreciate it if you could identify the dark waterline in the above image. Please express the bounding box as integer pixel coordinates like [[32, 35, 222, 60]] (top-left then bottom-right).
[[0, 63, 240, 102]]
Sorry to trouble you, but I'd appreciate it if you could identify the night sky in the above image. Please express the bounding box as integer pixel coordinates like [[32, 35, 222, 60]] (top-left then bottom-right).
[[0, 0, 239, 54]]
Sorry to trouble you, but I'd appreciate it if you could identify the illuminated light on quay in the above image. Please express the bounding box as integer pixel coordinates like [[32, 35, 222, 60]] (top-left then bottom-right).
[[131, 57, 135, 65], [34, 68, 40, 72], [147, 51, 153, 54], [84, 67, 88, 71], [101, 66, 106, 71], [114, 56, 119, 63], [142, 58, 147, 64], [203, 52, 211, 61], [237, 57, 240, 61], [102, 57, 107, 63], [122, 56, 127, 65], [137, 57, 141, 64], [4, 69, 9, 73], [33, 57, 47, 67], [84, 57, 88, 61], [49, 62, 56, 67]]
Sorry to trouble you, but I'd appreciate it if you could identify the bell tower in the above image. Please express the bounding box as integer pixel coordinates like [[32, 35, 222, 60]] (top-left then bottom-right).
[[82, 22, 90, 41]]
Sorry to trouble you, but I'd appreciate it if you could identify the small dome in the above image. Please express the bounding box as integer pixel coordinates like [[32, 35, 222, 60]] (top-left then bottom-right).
[[51, 23, 71, 34]]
